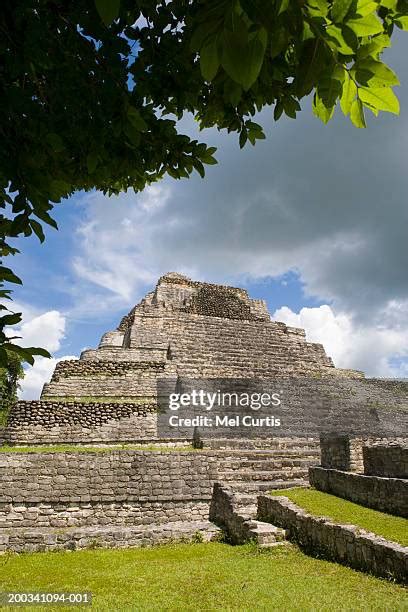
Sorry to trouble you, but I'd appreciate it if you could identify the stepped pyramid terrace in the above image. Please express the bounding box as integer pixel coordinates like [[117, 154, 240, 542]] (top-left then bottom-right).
[[0, 273, 407, 560]]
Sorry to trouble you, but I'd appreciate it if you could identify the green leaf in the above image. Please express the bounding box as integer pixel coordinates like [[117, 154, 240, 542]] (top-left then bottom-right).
[[1, 313, 22, 326], [34, 209, 58, 230], [317, 75, 343, 108], [326, 25, 354, 54], [86, 151, 99, 174], [127, 107, 148, 132], [0, 267, 22, 285], [239, 129, 248, 148], [340, 72, 358, 114], [282, 97, 301, 119], [332, 0, 354, 22], [224, 80, 242, 106], [30, 219, 45, 243], [312, 93, 335, 124], [358, 86, 400, 113], [95, 0, 120, 26], [354, 59, 399, 87], [350, 98, 367, 127], [200, 38, 220, 81], [380, 0, 398, 9], [395, 15, 408, 30], [192, 159, 205, 178], [356, 0, 379, 17], [46, 133, 65, 152], [270, 29, 289, 59], [278, 0, 290, 15], [357, 34, 391, 59], [348, 14, 384, 36], [3, 343, 51, 365], [221, 26, 267, 91]]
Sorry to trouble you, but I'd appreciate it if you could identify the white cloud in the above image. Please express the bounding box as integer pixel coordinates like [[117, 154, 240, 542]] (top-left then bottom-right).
[[19, 356, 77, 400], [9, 307, 78, 400], [16, 310, 66, 353], [273, 304, 408, 377]]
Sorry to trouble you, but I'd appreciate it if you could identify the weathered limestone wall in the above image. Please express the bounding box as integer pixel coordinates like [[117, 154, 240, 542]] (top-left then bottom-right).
[[309, 466, 408, 518], [257, 494, 408, 584], [320, 435, 408, 474], [320, 434, 366, 472], [363, 443, 408, 479], [0, 451, 219, 530], [42, 362, 165, 399]]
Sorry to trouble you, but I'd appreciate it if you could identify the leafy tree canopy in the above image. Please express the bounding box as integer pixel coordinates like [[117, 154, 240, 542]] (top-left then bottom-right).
[[1, 0, 407, 367], [0, 351, 23, 420]]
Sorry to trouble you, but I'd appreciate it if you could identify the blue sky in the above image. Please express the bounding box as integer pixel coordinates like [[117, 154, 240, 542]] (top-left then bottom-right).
[[12, 33, 408, 397]]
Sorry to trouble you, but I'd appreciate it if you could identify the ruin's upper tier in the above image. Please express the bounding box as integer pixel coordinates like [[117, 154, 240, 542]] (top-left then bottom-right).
[[42, 273, 363, 400]]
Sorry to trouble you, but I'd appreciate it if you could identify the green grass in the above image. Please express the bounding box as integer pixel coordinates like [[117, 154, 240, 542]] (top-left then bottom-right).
[[271, 488, 408, 546], [0, 444, 194, 454], [0, 543, 407, 611]]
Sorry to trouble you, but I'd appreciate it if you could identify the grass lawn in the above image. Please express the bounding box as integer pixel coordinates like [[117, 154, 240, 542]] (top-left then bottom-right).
[[271, 488, 408, 546], [0, 444, 194, 453], [1, 543, 407, 611]]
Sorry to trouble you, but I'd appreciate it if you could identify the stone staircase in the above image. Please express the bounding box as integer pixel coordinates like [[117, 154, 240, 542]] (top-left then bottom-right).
[[209, 438, 320, 493], [209, 483, 288, 547], [207, 439, 318, 546]]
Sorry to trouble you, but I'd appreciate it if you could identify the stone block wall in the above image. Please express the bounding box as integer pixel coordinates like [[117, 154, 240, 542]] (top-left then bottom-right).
[[309, 466, 408, 518], [320, 434, 366, 472], [0, 451, 220, 531], [257, 494, 408, 584], [42, 364, 164, 399], [363, 443, 408, 478]]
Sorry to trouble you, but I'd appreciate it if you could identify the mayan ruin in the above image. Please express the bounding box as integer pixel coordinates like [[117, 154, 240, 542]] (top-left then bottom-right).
[[0, 272, 406, 584]]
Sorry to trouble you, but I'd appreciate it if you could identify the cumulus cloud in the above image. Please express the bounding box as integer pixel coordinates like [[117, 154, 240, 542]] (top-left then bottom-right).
[[16, 310, 66, 353], [273, 304, 408, 377], [10, 306, 77, 399]]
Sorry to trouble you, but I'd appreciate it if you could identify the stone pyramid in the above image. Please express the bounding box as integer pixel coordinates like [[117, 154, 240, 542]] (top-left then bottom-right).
[[3, 272, 408, 445], [42, 271, 359, 402]]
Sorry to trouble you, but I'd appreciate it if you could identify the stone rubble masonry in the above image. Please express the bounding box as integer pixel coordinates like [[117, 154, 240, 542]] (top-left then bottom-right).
[[1, 402, 158, 445], [363, 443, 408, 479], [257, 494, 408, 584], [309, 466, 408, 518]]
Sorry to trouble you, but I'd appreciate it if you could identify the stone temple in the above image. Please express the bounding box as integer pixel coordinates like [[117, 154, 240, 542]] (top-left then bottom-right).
[[0, 273, 407, 556]]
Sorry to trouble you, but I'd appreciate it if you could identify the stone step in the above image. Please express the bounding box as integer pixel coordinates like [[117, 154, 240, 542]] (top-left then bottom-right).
[[203, 439, 319, 450], [231, 479, 308, 492], [220, 469, 309, 482], [0, 520, 221, 554], [219, 458, 318, 470], [215, 449, 320, 458], [247, 521, 287, 546]]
